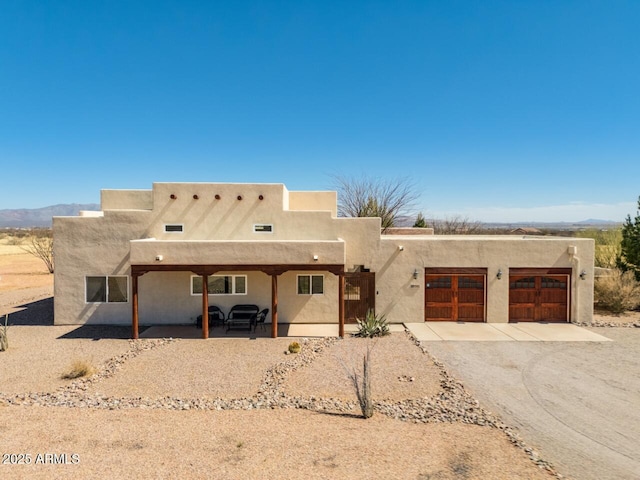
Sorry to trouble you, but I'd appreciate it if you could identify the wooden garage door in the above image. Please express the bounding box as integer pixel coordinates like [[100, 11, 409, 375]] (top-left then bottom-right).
[[425, 269, 486, 322], [509, 269, 570, 322]]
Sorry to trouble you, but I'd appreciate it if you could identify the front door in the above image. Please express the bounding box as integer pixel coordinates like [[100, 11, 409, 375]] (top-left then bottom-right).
[[344, 272, 375, 323], [425, 269, 486, 322]]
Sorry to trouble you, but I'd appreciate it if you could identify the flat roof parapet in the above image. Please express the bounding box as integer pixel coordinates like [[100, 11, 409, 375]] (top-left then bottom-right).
[[383, 227, 434, 235]]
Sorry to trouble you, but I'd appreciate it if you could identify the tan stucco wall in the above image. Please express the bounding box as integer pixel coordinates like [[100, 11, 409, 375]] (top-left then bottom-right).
[[54, 182, 595, 328], [53, 210, 152, 325], [288, 191, 338, 217], [130, 240, 345, 266], [101, 189, 153, 210], [373, 236, 594, 324], [279, 271, 339, 324]]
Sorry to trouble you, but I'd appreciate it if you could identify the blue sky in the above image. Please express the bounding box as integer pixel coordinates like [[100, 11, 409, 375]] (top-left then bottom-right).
[[1, 1, 639, 222]]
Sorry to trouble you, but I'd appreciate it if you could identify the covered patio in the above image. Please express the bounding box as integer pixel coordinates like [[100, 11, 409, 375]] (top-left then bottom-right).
[[130, 263, 346, 339]]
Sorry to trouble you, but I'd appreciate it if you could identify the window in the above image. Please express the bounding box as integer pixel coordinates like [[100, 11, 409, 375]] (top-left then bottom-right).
[[510, 277, 536, 289], [164, 224, 184, 233], [191, 275, 247, 295], [85, 276, 128, 303], [297, 275, 324, 295], [253, 224, 273, 233], [426, 276, 451, 289]]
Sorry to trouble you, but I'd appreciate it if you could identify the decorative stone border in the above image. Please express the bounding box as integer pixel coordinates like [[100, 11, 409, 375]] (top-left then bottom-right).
[[573, 320, 640, 328]]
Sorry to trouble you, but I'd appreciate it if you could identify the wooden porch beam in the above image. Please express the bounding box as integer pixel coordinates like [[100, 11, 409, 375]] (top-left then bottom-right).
[[202, 274, 209, 339], [271, 274, 278, 338], [338, 273, 345, 338], [132, 263, 344, 275], [132, 273, 139, 340]]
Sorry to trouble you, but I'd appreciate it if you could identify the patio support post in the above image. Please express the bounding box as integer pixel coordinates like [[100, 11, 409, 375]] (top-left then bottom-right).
[[338, 273, 345, 338], [271, 274, 278, 338], [202, 274, 209, 339], [132, 273, 139, 340]]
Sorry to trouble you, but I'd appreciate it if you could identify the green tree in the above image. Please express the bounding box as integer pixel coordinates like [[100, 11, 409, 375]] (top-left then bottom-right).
[[618, 197, 640, 280], [413, 212, 427, 228]]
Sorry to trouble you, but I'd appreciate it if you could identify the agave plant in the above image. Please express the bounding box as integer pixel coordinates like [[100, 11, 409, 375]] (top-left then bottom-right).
[[353, 309, 390, 338]]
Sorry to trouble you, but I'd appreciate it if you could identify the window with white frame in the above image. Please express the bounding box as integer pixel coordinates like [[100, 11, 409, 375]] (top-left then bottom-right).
[[191, 275, 247, 295], [297, 275, 324, 295], [85, 276, 129, 303]]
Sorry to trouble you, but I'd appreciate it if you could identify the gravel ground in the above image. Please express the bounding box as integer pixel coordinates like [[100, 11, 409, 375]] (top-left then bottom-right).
[[0, 408, 551, 480], [88, 337, 294, 399], [0, 326, 131, 395], [0, 286, 53, 324], [0, 285, 561, 479], [285, 334, 442, 401]]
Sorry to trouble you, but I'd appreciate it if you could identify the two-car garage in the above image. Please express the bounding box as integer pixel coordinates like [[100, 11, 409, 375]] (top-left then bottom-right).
[[425, 267, 570, 323]]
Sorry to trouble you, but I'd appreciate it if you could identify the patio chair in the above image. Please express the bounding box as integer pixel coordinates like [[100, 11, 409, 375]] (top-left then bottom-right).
[[226, 304, 259, 332], [253, 308, 269, 332], [196, 305, 226, 329]]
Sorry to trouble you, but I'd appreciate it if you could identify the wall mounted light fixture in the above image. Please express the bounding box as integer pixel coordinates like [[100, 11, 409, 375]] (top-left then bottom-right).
[[313, 255, 319, 262], [398, 245, 404, 251], [580, 269, 587, 280], [496, 269, 503, 280], [413, 269, 419, 280]]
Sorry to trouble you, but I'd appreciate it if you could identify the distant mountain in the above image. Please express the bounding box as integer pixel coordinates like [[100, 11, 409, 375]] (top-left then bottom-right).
[[0, 204, 100, 227], [575, 218, 619, 225]]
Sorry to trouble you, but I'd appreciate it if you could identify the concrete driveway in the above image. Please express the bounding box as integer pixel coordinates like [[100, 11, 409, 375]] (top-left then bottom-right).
[[424, 328, 640, 480]]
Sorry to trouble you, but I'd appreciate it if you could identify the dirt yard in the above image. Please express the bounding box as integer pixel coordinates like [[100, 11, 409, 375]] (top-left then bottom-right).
[[0, 237, 53, 293], [0, 238, 556, 479]]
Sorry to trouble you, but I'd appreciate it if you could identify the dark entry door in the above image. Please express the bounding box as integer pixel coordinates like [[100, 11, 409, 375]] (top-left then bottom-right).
[[344, 272, 375, 323], [509, 270, 569, 322], [425, 271, 485, 322]]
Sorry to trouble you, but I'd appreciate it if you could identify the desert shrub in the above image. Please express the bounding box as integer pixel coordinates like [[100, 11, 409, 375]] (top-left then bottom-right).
[[594, 269, 640, 314], [0, 314, 8, 352], [61, 360, 96, 380], [7, 236, 23, 246], [575, 228, 622, 269], [353, 310, 390, 338], [347, 344, 374, 418], [288, 341, 301, 354], [21, 235, 54, 273]]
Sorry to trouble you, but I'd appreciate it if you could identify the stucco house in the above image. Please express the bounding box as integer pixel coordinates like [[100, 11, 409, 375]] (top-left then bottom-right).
[[53, 182, 595, 339]]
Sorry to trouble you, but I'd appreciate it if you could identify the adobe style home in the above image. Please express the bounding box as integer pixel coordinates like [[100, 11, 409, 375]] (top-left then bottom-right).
[[53, 182, 595, 339]]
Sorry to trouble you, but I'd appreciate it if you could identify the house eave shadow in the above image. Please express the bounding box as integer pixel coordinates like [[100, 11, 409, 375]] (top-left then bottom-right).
[[2, 297, 53, 326]]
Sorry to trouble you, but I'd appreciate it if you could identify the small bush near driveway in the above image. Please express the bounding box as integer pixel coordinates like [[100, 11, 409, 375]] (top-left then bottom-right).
[[594, 269, 640, 314]]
